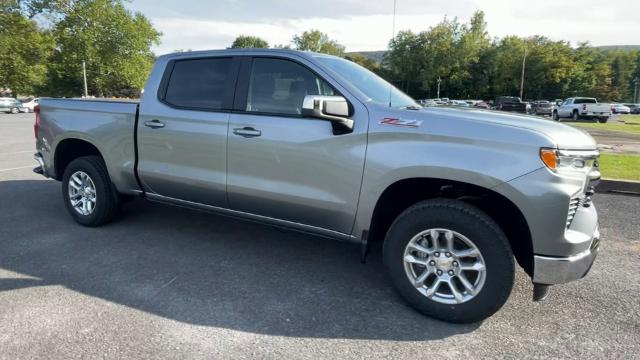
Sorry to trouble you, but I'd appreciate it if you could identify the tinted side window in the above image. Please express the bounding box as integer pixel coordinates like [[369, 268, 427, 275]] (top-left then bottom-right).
[[574, 98, 596, 104], [164, 58, 232, 110], [246, 58, 334, 115]]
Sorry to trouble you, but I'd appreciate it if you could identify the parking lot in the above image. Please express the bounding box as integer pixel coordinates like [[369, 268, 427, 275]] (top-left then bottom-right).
[[0, 112, 639, 358]]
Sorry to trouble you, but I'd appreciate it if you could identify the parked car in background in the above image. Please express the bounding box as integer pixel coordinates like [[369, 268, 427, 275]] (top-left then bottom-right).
[[553, 97, 611, 123], [450, 100, 469, 107], [611, 103, 630, 114], [421, 99, 439, 107], [531, 100, 554, 116], [494, 96, 528, 113], [625, 103, 640, 114], [19, 97, 39, 112], [474, 101, 490, 109], [0, 97, 24, 114]]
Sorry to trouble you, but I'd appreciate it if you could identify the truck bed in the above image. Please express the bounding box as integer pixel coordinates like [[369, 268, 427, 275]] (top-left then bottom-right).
[[38, 98, 141, 194]]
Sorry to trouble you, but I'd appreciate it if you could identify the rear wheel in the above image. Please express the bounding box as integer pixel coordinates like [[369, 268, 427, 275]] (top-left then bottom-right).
[[598, 117, 609, 123], [383, 199, 514, 323], [10, 107, 19, 114], [62, 156, 121, 226], [572, 111, 579, 121]]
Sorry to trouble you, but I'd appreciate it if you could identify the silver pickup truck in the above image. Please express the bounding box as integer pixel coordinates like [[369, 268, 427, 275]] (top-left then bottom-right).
[[33, 49, 601, 323], [553, 97, 611, 122]]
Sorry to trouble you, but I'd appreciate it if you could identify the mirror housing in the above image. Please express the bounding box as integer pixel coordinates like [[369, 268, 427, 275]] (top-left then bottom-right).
[[302, 95, 354, 134]]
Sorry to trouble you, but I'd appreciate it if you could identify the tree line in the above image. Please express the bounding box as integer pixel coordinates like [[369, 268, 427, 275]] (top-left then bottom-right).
[[1, 0, 160, 97], [2, 2, 638, 102], [225, 12, 640, 103], [382, 11, 640, 102]]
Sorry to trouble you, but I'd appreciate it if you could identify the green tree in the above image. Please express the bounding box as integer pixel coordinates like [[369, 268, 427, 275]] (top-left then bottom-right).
[[43, 0, 160, 97], [292, 29, 345, 56], [386, 30, 424, 94], [607, 50, 638, 101], [345, 53, 381, 73], [0, 10, 54, 95], [230, 35, 268, 49]]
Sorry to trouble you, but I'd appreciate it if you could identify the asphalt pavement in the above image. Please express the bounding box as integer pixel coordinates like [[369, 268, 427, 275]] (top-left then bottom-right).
[[0, 113, 639, 359]]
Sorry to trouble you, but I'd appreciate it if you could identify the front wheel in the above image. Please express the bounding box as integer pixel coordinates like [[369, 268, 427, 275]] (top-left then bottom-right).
[[383, 199, 514, 323], [598, 117, 609, 123], [10, 107, 19, 114], [552, 111, 560, 121], [62, 156, 121, 226]]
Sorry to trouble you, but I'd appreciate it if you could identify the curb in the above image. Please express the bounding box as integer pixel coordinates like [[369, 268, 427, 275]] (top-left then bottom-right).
[[596, 179, 640, 195]]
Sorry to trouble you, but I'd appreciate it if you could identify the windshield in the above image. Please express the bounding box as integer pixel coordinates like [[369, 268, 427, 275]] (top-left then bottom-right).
[[314, 55, 418, 108]]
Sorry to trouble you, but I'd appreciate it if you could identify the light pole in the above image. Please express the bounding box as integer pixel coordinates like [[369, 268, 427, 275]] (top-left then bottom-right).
[[82, 60, 88, 98], [437, 77, 442, 99], [634, 77, 639, 104], [520, 46, 528, 100]]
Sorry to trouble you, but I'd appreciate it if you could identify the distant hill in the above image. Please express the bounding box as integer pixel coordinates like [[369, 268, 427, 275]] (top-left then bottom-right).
[[346, 50, 387, 63], [594, 45, 640, 51]]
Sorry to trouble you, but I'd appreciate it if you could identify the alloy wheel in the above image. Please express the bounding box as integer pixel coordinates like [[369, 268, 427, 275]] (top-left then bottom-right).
[[68, 171, 97, 216], [403, 228, 487, 305]]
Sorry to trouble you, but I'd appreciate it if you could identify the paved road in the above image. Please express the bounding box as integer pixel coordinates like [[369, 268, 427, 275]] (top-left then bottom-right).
[[0, 113, 639, 359]]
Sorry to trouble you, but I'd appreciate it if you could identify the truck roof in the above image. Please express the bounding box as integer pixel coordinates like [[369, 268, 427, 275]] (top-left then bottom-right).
[[158, 48, 335, 61]]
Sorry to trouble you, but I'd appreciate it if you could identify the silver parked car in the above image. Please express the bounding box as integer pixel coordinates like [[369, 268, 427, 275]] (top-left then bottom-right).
[[33, 49, 601, 323], [0, 97, 24, 114]]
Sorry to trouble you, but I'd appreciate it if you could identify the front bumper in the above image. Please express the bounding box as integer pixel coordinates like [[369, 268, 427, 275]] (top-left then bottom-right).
[[532, 227, 600, 285]]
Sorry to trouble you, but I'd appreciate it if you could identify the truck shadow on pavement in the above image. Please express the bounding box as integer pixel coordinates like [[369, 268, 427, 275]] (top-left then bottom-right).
[[0, 179, 480, 340]]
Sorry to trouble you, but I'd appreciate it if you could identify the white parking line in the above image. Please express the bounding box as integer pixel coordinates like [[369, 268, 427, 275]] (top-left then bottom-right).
[[0, 165, 33, 172], [0, 150, 33, 155]]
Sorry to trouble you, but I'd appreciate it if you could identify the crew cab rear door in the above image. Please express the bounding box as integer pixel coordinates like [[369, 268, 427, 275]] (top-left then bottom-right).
[[226, 55, 368, 235], [137, 56, 239, 207]]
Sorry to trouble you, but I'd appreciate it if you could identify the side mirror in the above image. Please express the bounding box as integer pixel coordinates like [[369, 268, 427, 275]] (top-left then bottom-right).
[[302, 95, 354, 134]]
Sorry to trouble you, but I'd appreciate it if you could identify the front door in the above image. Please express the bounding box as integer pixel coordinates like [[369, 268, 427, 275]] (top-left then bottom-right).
[[227, 57, 368, 234]]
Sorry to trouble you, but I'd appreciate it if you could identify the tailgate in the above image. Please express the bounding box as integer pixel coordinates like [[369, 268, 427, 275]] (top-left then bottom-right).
[[583, 104, 610, 115]]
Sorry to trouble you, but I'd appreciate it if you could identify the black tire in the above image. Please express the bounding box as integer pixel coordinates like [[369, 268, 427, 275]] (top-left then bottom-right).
[[383, 199, 514, 323], [10, 107, 19, 114], [572, 111, 579, 121], [61, 155, 121, 226], [552, 111, 560, 121], [597, 117, 608, 123]]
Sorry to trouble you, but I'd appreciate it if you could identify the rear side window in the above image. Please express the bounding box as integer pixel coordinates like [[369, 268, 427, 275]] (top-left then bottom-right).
[[574, 98, 596, 104], [164, 58, 232, 110]]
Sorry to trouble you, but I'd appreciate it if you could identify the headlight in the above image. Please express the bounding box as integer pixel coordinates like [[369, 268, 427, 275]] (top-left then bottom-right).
[[539, 148, 599, 175]]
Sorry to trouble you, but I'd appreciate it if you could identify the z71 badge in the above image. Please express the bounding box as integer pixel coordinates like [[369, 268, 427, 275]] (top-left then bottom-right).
[[379, 117, 423, 128]]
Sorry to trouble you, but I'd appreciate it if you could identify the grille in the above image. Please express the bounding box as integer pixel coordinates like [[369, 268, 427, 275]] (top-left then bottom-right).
[[566, 198, 581, 228]]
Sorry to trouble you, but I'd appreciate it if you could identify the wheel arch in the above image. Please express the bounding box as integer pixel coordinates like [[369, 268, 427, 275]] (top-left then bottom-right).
[[53, 137, 104, 180], [365, 177, 534, 276]]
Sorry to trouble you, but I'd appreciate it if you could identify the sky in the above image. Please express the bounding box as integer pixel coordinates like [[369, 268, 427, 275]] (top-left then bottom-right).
[[125, 0, 640, 55]]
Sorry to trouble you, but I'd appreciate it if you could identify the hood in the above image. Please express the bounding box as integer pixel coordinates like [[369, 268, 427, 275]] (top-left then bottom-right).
[[414, 107, 598, 150]]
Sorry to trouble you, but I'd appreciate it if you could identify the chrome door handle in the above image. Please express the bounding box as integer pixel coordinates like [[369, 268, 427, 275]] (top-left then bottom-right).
[[144, 120, 165, 129], [233, 127, 262, 138]]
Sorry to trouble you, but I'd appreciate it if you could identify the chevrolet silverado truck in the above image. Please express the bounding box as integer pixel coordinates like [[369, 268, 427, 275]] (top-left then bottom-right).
[[553, 97, 611, 122], [33, 49, 601, 323]]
